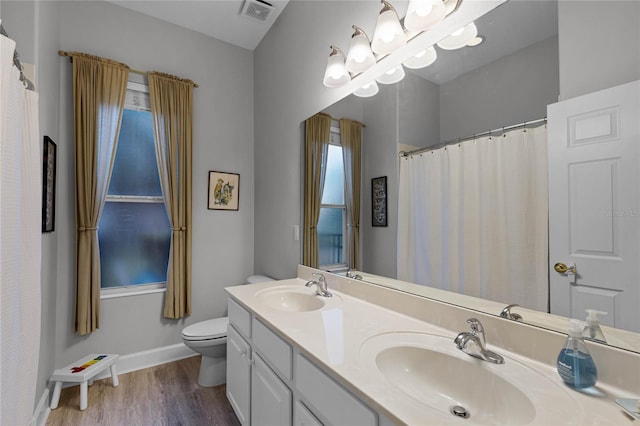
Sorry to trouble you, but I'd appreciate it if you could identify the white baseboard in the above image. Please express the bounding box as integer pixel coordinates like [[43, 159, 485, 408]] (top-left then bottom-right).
[[30, 387, 51, 426], [33, 343, 198, 424], [93, 342, 198, 381]]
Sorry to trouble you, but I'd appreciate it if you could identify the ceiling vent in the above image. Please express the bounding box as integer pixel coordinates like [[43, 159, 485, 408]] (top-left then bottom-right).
[[240, 0, 274, 23]]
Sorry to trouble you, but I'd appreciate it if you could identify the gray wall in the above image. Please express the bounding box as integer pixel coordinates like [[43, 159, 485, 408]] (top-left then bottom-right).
[[253, 1, 382, 279], [558, 1, 640, 101], [54, 0, 254, 366], [360, 84, 399, 278], [440, 36, 559, 141], [3, 0, 255, 408], [398, 71, 440, 149]]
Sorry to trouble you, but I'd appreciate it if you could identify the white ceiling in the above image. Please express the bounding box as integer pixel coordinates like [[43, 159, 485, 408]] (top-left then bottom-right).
[[105, 0, 290, 51]]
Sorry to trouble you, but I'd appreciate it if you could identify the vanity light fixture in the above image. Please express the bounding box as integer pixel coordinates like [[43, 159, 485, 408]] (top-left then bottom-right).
[[404, 0, 446, 32], [323, 45, 351, 88], [346, 25, 377, 74], [437, 21, 478, 50], [354, 80, 379, 97], [371, 0, 407, 55], [376, 64, 405, 84], [466, 35, 485, 47], [403, 46, 437, 69]]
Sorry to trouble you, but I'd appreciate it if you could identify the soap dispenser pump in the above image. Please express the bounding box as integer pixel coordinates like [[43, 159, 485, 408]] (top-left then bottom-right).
[[583, 310, 607, 343], [557, 319, 598, 389]]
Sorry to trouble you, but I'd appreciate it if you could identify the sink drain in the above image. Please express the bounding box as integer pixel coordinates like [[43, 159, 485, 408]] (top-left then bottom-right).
[[450, 405, 470, 419]]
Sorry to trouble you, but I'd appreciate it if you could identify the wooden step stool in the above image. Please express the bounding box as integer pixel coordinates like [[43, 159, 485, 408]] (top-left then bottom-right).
[[50, 354, 119, 411]]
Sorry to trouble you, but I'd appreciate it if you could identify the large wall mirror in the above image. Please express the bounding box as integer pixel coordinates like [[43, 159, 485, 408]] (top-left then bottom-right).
[[305, 0, 640, 354]]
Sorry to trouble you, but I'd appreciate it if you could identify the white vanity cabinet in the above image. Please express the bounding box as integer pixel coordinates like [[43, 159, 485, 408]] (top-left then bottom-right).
[[251, 353, 292, 425], [226, 319, 252, 425], [226, 296, 386, 426]]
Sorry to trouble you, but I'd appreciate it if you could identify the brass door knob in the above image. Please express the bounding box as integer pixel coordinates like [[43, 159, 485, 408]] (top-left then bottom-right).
[[554, 262, 576, 274]]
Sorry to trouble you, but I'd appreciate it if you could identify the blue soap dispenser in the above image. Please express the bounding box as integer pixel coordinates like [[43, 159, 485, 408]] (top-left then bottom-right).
[[557, 319, 598, 389]]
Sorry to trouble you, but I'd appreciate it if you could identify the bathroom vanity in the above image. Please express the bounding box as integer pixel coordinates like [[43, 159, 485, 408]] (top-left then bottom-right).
[[225, 266, 638, 425]]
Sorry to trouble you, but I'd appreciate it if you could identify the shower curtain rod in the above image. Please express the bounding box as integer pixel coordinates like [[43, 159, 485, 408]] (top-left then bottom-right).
[[58, 50, 199, 88], [399, 117, 547, 158], [0, 23, 35, 91]]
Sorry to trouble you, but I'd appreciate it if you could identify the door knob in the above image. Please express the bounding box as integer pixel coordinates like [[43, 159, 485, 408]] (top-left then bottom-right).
[[554, 262, 576, 274]]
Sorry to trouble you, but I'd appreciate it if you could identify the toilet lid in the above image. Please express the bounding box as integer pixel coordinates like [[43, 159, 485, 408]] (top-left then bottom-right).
[[182, 317, 229, 340]]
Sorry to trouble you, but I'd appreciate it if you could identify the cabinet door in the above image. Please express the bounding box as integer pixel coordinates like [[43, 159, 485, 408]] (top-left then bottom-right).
[[227, 325, 251, 425], [251, 353, 292, 426], [294, 400, 323, 426]]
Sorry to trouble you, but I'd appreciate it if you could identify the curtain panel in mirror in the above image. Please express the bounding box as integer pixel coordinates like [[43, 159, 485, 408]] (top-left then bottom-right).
[[303, 113, 331, 268], [339, 118, 363, 270], [72, 53, 129, 335]]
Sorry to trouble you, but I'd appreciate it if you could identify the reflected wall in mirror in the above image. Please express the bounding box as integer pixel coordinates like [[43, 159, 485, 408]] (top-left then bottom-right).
[[309, 0, 640, 354]]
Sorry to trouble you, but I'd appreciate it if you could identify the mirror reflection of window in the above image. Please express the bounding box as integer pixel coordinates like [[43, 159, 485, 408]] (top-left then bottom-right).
[[318, 144, 346, 267]]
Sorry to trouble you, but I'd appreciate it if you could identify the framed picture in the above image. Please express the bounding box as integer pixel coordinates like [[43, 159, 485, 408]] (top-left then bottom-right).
[[42, 136, 57, 232], [208, 171, 240, 211], [372, 176, 387, 227]]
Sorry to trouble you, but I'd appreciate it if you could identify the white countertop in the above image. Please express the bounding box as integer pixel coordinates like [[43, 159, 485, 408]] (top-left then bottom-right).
[[226, 278, 635, 425]]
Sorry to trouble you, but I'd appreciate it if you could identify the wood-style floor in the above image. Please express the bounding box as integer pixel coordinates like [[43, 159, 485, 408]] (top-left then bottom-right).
[[46, 356, 240, 426]]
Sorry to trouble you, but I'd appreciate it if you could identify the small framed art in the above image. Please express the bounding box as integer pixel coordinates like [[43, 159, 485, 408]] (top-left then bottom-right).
[[42, 136, 57, 232], [371, 176, 387, 227], [208, 171, 240, 211]]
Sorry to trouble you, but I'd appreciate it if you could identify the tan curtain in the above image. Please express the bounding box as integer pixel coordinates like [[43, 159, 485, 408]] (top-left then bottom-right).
[[72, 53, 129, 335], [303, 113, 331, 267], [340, 119, 363, 270], [148, 72, 194, 319]]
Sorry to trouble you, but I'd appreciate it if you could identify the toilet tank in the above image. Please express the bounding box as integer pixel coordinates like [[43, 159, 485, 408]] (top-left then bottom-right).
[[246, 275, 274, 284]]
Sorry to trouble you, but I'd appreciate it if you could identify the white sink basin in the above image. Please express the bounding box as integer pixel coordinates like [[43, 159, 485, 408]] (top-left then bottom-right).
[[254, 286, 329, 312], [360, 332, 581, 425]]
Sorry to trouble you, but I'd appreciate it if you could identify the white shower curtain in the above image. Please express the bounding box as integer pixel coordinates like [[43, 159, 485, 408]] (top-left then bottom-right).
[[397, 125, 548, 311], [0, 34, 42, 425]]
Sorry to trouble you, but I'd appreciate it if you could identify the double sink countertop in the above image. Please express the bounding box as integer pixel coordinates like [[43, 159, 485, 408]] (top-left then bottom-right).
[[226, 276, 635, 425]]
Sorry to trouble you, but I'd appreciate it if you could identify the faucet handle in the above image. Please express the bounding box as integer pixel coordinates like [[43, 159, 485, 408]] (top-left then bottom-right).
[[500, 304, 523, 321], [312, 272, 326, 283], [466, 318, 484, 334]]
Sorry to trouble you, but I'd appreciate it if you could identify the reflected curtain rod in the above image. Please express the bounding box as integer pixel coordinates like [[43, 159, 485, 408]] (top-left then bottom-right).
[[328, 115, 366, 128], [58, 50, 199, 88], [399, 117, 547, 158]]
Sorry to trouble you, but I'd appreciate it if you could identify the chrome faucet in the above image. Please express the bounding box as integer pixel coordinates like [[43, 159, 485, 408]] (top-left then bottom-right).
[[499, 304, 523, 321], [454, 318, 504, 364], [305, 273, 332, 298], [345, 268, 363, 280]]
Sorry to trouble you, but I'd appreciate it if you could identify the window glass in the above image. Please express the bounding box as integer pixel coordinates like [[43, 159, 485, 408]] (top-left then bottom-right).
[[99, 92, 171, 290], [317, 207, 344, 266], [108, 109, 162, 197], [99, 202, 171, 288], [318, 142, 346, 266], [321, 145, 344, 205]]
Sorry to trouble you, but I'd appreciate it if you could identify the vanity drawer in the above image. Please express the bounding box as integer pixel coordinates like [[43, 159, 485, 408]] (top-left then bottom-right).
[[296, 354, 376, 426], [228, 298, 251, 339], [252, 317, 292, 380]]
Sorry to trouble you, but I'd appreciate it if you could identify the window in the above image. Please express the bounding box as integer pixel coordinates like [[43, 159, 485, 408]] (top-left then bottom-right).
[[318, 129, 347, 268], [98, 81, 171, 292]]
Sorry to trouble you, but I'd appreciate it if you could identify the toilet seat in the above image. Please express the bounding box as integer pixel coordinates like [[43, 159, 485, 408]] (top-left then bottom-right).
[[182, 317, 229, 341]]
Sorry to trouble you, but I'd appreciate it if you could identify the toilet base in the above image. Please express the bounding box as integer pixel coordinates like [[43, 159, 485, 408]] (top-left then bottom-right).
[[198, 355, 226, 387]]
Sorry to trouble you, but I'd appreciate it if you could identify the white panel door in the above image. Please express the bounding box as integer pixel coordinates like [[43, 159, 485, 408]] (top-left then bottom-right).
[[548, 80, 640, 333], [251, 353, 292, 426], [226, 325, 252, 425]]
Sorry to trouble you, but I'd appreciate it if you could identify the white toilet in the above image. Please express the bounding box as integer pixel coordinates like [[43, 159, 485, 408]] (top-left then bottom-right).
[[182, 275, 273, 387]]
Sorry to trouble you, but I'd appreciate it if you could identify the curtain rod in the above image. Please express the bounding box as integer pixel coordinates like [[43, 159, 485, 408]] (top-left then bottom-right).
[[58, 50, 199, 88], [399, 117, 547, 158], [328, 115, 366, 128], [1, 23, 35, 91]]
